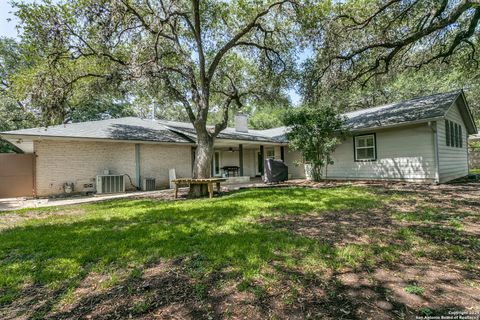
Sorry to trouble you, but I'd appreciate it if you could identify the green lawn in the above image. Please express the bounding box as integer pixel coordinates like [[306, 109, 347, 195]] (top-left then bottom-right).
[[0, 186, 479, 319], [470, 168, 480, 174]]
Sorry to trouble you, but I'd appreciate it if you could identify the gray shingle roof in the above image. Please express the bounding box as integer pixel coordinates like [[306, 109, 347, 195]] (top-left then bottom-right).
[[1, 117, 194, 143], [1, 90, 474, 144], [159, 120, 282, 143], [344, 90, 462, 130]]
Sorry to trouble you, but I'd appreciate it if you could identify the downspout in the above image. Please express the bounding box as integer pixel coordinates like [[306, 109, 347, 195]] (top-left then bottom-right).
[[428, 121, 440, 184]]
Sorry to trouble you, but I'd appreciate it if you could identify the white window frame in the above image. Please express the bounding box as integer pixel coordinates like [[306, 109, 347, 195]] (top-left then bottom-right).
[[354, 134, 376, 161]]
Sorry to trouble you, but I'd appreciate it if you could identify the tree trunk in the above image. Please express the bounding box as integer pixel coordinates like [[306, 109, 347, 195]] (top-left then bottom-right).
[[190, 130, 214, 197]]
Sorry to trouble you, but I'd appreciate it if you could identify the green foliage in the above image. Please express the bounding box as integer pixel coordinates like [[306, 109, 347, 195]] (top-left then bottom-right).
[[0, 38, 39, 152], [300, 1, 480, 125], [11, 0, 299, 126], [246, 96, 291, 129], [283, 104, 348, 181], [404, 284, 424, 295], [0, 96, 37, 153], [66, 97, 136, 123]]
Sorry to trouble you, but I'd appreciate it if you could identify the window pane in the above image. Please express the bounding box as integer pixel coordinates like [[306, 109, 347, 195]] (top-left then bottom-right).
[[366, 137, 374, 147], [357, 147, 375, 160], [357, 148, 366, 159], [357, 138, 365, 147], [366, 148, 374, 158]]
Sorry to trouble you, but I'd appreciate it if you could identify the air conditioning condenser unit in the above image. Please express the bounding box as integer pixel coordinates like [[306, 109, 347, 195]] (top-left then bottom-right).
[[96, 175, 125, 194]]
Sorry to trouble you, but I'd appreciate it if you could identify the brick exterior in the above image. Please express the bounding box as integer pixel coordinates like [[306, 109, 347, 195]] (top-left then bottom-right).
[[139, 144, 192, 188], [34, 140, 192, 196]]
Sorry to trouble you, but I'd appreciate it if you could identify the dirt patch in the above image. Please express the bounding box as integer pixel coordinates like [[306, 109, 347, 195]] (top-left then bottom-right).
[[1, 182, 479, 319], [257, 181, 480, 319], [0, 208, 87, 230]]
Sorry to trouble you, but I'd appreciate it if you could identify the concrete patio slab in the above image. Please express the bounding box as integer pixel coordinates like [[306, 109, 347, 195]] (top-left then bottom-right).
[[0, 179, 268, 211]]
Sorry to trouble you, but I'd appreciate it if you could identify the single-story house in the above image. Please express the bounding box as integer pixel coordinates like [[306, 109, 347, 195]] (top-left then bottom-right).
[[0, 90, 476, 197]]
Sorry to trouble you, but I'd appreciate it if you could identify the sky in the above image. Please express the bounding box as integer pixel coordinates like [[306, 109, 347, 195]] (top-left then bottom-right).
[[0, 0, 302, 104], [0, 0, 19, 39]]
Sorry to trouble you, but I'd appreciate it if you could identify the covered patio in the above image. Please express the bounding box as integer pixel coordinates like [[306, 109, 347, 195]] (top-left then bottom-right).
[[209, 140, 287, 183]]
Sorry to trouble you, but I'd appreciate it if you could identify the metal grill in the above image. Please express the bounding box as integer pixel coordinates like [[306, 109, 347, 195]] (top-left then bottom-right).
[[143, 178, 156, 191], [96, 175, 125, 194]]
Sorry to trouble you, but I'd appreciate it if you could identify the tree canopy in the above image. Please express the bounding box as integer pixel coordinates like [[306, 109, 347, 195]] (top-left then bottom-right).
[[284, 103, 347, 181], [1, 0, 480, 166]]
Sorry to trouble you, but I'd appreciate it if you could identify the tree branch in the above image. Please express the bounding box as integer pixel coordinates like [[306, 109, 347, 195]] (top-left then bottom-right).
[[206, 0, 294, 83]]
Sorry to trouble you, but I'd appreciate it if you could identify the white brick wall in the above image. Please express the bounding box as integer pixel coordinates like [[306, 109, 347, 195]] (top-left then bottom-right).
[[34, 140, 192, 196]]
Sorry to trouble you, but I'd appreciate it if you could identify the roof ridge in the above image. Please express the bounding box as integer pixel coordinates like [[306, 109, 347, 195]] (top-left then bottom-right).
[[343, 89, 462, 117]]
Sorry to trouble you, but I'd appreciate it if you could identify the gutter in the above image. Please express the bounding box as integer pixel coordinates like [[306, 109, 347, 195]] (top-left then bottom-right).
[[0, 134, 196, 146]]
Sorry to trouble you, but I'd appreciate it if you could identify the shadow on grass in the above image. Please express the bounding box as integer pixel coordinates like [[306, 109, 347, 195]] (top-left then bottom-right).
[[0, 186, 478, 319]]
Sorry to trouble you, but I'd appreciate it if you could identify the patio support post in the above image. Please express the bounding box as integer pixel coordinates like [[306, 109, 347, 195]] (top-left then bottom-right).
[[239, 144, 244, 176], [259, 145, 264, 175], [135, 144, 141, 189], [211, 150, 214, 177]]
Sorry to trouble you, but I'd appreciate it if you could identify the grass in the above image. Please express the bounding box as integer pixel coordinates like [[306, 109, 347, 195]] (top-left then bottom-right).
[[0, 185, 478, 318], [404, 284, 424, 295], [469, 168, 480, 174], [0, 187, 380, 305]]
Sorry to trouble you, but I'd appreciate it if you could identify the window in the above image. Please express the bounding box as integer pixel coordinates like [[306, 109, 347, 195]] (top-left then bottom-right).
[[445, 119, 463, 148], [354, 134, 376, 161]]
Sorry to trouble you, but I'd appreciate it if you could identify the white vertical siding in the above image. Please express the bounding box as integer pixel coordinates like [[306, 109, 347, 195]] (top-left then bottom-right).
[[218, 149, 257, 177], [437, 102, 469, 183], [322, 123, 437, 182], [243, 149, 257, 177]]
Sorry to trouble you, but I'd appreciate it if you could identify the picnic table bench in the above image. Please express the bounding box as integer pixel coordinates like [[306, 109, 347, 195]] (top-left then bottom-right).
[[172, 178, 227, 199]]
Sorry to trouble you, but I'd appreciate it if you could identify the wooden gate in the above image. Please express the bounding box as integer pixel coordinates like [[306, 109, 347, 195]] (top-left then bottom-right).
[[0, 153, 35, 198]]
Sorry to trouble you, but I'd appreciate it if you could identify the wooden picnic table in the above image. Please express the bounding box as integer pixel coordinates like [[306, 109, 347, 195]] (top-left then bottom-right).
[[172, 178, 227, 199]]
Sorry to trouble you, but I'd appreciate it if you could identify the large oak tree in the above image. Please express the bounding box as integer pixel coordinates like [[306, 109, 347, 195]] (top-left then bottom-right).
[[303, 0, 480, 102], [13, 0, 299, 195]]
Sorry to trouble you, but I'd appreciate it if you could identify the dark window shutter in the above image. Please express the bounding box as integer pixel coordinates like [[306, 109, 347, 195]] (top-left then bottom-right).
[[454, 124, 458, 147], [450, 121, 455, 148], [459, 126, 463, 148], [455, 123, 460, 148], [445, 120, 450, 146]]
